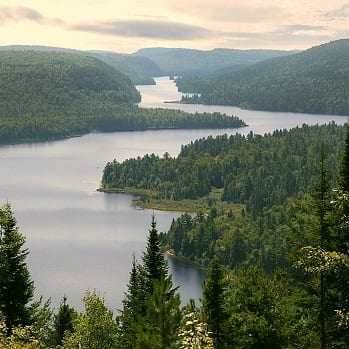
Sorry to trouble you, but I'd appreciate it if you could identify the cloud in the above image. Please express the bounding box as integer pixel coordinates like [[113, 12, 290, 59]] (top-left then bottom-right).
[[0, 6, 64, 26], [72, 20, 213, 40], [220, 24, 334, 50], [278, 24, 328, 36], [325, 4, 349, 18]]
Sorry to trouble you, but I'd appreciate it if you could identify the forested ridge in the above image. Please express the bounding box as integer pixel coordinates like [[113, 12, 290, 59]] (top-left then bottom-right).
[[1, 123, 349, 347], [178, 39, 349, 115], [0, 50, 246, 144], [134, 47, 295, 76]]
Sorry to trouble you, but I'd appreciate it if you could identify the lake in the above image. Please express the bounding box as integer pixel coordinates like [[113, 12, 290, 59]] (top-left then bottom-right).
[[0, 76, 346, 312]]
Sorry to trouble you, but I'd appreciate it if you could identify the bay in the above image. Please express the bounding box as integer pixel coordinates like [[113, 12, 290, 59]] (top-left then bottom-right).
[[0, 76, 346, 312]]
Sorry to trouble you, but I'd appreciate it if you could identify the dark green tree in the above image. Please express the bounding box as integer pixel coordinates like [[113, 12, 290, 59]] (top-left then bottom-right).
[[226, 265, 288, 349], [202, 258, 229, 349], [307, 148, 332, 349], [0, 203, 34, 335], [118, 255, 144, 349], [119, 216, 179, 349], [141, 215, 168, 294], [52, 295, 76, 345], [135, 276, 181, 349], [339, 125, 349, 193]]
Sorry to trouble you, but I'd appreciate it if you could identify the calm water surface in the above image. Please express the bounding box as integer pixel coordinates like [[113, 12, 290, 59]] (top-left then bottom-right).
[[0, 77, 346, 311]]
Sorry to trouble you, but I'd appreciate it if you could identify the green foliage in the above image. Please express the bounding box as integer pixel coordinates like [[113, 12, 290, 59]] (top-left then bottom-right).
[[0, 203, 35, 334], [104, 123, 345, 271], [135, 276, 181, 349], [184, 39, 349, 115], [226, 266, 292, 349], [202, 259, 229, 349], [52, 296, 76, 346], [62, 290, 118, 349], [102, 123, 344, 215], [142, 216, 169, 294], [118, 217, 181, 349]]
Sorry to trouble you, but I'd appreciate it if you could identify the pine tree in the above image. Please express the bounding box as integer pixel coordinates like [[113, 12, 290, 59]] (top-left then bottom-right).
[[337, 124, 349, 252], [118, 255, 143, 349], [312, 149, 331, 349], [141, 215, 168, 294], [136, 276, 181, 349], [0, 203, 34, 334], [202, 258, 228, 349], [119, 216, 181, 349], [52, 296, 76, 345], [339, 124, 349, 193]]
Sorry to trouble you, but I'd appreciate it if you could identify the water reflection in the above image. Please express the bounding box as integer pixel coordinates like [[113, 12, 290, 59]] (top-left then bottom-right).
[[165, 254, 205, 306]]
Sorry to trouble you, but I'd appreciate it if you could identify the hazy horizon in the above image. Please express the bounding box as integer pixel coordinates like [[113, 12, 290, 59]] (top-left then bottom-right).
[[0, 1, 348, 53]]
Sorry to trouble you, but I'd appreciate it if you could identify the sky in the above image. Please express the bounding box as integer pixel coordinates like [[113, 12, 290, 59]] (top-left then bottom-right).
[[0, 0, 348, 53]]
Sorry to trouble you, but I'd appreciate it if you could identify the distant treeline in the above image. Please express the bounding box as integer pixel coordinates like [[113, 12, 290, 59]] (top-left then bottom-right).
[[102, 122, 344, 215], [177, 39, 349, 115]]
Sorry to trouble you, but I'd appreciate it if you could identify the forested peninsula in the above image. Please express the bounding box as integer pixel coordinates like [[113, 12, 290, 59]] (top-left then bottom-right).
[[0, 50, 245, 144], [178, 39, 349, 115]]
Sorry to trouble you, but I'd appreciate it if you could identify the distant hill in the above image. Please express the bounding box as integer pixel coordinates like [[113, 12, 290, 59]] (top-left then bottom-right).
[[0, 45, 160, 85], [195, 39, 349, 115], [0, 50, 140, 119], [88, 50, 161, 85], [133, 47, 296, 76]]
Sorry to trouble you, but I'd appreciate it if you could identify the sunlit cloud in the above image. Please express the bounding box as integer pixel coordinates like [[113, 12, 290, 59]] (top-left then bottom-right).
[[0, 6, 64, 26], [72, 20, 213, 40]]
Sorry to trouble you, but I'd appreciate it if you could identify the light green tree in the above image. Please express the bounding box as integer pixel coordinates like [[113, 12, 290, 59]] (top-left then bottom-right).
[[62, 290, 118, 349]]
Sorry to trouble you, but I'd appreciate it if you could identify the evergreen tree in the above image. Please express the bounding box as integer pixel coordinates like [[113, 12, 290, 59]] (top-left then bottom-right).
[[226, 266, 288, 349], [118, 255, 144, 349], [52, 296, 76, 346], [202, 258, 228, 349], [339, 125, 349, 193], [135, 276, 181, 349], [311, 149, 331, 349], [141, 215, 168, 294], [0, 203, 34, 335], [337, 124, 349, 252], [119, 216, 179, 349]]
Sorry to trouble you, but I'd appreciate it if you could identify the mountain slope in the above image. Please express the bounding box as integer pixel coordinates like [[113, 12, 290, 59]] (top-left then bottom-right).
[[198, 39, 349, 115], [88, 50, 161, 85], [0, 50, 140, 120], [134, 47, 296, 76], [0, 45, 160, 85]]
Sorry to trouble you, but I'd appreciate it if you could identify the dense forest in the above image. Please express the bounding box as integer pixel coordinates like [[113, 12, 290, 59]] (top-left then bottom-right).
[[178, 39, 349, 115], [1, 123, 348, 348], [134, 47, 295, 77], [101, 122, 346, 270], [0, 50, 245, 144], [0, 45, 161, 85]]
